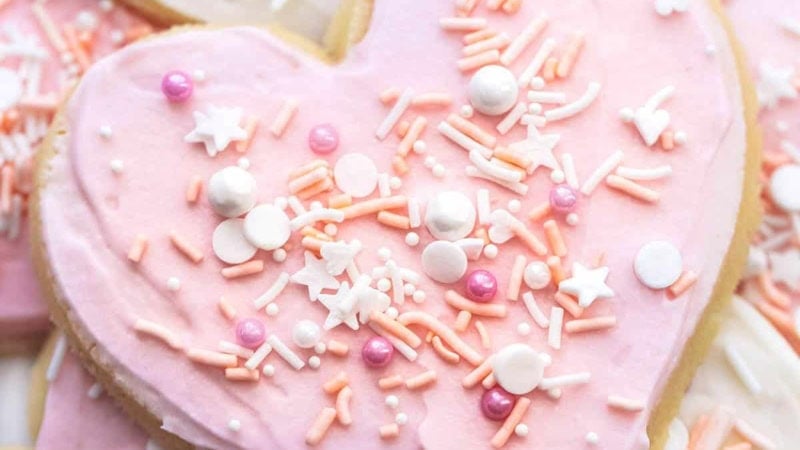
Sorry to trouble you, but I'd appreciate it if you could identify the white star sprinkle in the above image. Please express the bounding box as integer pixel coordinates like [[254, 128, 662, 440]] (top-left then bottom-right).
[[559, 263, 615, 308], [355, 285, 391, 324], [290, 251, 340, 301], [508, 123, 560, 174], [756, 63, 797, 109], [184, 105, 248, 157], [320, 240, 362, 276], [318, 282, 360, 330], [769, 249, 800, 291]]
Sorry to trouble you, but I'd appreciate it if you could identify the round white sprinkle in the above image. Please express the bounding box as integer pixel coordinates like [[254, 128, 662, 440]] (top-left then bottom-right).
[[98, 0, 114, 12], [272, 248, 287, 263], [770, 164, 800, 212], [262, 364, 275, 377], [243, 204, 291, 251], [109, 159, 124, 174], [403, 283, 416, 296], [265, 303, 279, 316], [530, 77, 546, 89], [514, 424, 529, 437], [395, 413, 409, 426], [634, 241, 683, 289], [424, 156, 437, 168], [385, 395, 400, 409], [516, 322, 531, 336], [459, 104, 474, 118], [314, 342, 327, 354], [378, 247, 392, 261], [227, 419, 241, 432], [292, 320, 321, 348], [550, 169, 565, 184], [566, 213, 580, 226], [412, 290, 426, 303], [166, 277, 181, 292], [507, 199, 522, 213], [421, 240, 468, 283], [424, 191, 476, 241], [308, 356, 321, 369], [491, 343, 546, 395], [323, 223, 338, 236], [274, 196, 288, 210], [237, 157, 250, 170], [208, 166, 258, 218], [524, 261, 552, 290], [98, 125, 113, 139], [484, 244, 499, 259], [619, 107, 635, 123], [385, 307, 399, 320], [405, 232, 420, 247], [704, 44, 717, 56], [674, 131, 688, 145], [377, 278, 392, 292], [412, 140, 427, 154], [528, 103, 542, 114], [109, 30, 124, 44], [212, 218, 258, 265], [192, 69, 207, 82], [432, 164, 446, 178], [75, 11, 99, 31], [469, 65, 519, 116], [585, 432, 599, 445], [389, 176, 402, 190], [547, 388, 562, 399], [334, 153, 378, 198]]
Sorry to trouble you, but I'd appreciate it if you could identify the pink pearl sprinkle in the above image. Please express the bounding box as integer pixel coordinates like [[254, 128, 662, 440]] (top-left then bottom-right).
[[236, 318, 266, 349], [361, 336, 394, 368], [465, 269, 497, 303], [161, 70, 193, 102], [480, 387, 516, 421], [549, 184, 578, 213], [308, 124, 339, 154]]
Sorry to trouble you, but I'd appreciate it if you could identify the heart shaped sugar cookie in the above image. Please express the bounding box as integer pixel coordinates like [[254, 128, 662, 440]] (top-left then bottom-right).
[[33, 0, 759, 449]]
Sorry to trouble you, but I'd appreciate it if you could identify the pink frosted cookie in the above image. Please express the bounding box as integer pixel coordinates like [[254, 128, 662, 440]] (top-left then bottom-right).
[[33, 0, 758, 449], [0, 0, 153, 351]]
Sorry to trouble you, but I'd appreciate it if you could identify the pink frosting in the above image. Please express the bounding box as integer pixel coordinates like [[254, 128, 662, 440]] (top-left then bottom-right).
[[38, 1, 748, 449], [0, 0, 151, 341], [36, 351, 148, 449]]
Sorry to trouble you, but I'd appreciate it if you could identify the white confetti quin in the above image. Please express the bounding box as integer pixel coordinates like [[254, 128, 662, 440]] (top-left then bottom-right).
[[421, 241, 468, 284], [243, 204, 291, 251], [491, 343, 547, 395], [212, 218, 258, 264], [770, 164, 800, 212], [633, 241, 683, 289], [333, 153, 379, 198]]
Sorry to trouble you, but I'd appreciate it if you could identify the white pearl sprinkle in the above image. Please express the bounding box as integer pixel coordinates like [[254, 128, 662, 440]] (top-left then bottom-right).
[[507, 199, 521, 213], [395, 413, 409, 425], [704, 44, 716, 56], [484, 244, 499, 259], [403, 283, 416, 296], [385, 307, 399, 320], [550, 169, 565, 184], [98, 125, 112, 138], [389, 176, 402, 190], [547, 388, 562, 399], [528, 102, 542, 114], [109, 159, 124, 174], [323, 223, 338, 236], [265, 303, 279, 316], [109, 30, 124, 45], [237, 157, 250, 170], [272, 248, 287, 263], [516, 322, 531, 336], [432, 164, 446, 178], [378, 247, 392, 261], [566, 213, 579, 226], [227, 419, 241, 432], [262, 364, 275, 377], [377, 278, 392, 292], [192, 69, 207, 82], [292, 320, 321, 348], [412, 290, 426, 303], [459, 104, 474, 118], [530, 77, 546, 89], [314, 342, 327, 354], [514, 424, 529, 437], [585, 432, 599, 445], [166, 277, 181, 292], [413, 140, 427, 154], [308, 356, 321, 369], [674, 131, 688, 145], [385, 395, 399, 409], [405, 232, 420, 247], [424, 156, 437, 168]]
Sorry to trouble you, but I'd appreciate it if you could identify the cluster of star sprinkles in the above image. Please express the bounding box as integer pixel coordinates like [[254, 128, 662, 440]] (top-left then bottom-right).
[[111, 1, 718, 448], [0, 0, 152, 244]]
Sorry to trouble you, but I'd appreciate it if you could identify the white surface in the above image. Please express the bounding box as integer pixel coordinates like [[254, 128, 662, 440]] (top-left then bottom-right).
[[0, 354, 35, 446]]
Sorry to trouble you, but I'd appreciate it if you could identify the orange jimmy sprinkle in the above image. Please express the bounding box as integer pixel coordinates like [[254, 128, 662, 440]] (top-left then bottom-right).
[[482, 373, 497, 389], [218, 297, 237, 321], [494, 146, 532, 169], [547, 255, 567, 284], [186, 348, 238, 368], [457, 49, 501, 72], [565, 316, 617, 333], [297, 177, 334, 200], [486, 0, 505, 10], [660, 130, 675, 151], [289, 159, 328, 180], [554, 291, 584, 318], [235, 116, 260, 153], [185, 175, 203, 204], [0, 165, 14, 213], [454, 309, 473, 332], [392, 155, 410, 176], [755, 271, 791, 309], [542, 56, 559, 81], [370, 311, 422, 348], [756, 302, 800, 354], [556, 32, 585, 79], [511, 221, 548, 256], [462, 33, 511, 57], [127, 234, 149, 263], [133, 319, 182, 350], [340, 195, 408, 219], [377, 210, 411, 230], [326, 340, 350, 357], [447, 113, 497, 148], [411, 93, 453, 108], [322, 371, 349, 394], [506, 255, 527, 301], [462, 358, 494, 388], [528, 202, 552, 222], [269, 99, 299, 138], [491, 397, 532, 448], [169, 231, 204, 263], [301, 236, 325, 253], [543, 219, 567, 257], [301, 226, 332, 242], [379, 87, 401, 105], [379, 423, 400, 439], [501, 0, 522, 14], [378, 374, 405, 390], [335, 386, 353, 426], [399, 311, 483, 365], [687, 414, 710, 450], [445, 290, 508, 317], [668, 270, 699, 298], [397, 116, 428, 156], [305, 407, 337, 446], [225, 367, 260, 382], [722, 443, 752, 450], [605, 175, 660, 203], [464, 28, 498, 45], [221, 260, 264, 279], [63, 25, 90, 73], [395, 120, 410, 138], [289, 166, 330, 194], [327, 193, 353, 209], [405, 370, 437, 390], [474, 320, 492, 349], [18, 94, 58, 113], [431, 335, 461, 364]]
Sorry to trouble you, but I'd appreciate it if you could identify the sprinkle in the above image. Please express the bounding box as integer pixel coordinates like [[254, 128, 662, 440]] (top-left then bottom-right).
[[510, 221, 548, 255], [370, 311, 422, 347], [185, 175, 204, 204], [227, 419, 241, 431], [431, 335, 461, 364], [448, 114, 497, 149], [290, 160, 328, 180], [379, 374, 405, 390], [439, 17, 487, 32], [733, 419, 776, 450], [339, 196, 408, 220], [221, 260, 265, 279], [454, 310, 473, 332], [548, 307, 564, 350], [565, 316, 616, 333], [542, 57, 558, 81], [377, 88, 413, 140], [219, 340, 255, 359], [395, 412, 409, 425], [581, 150, 624, 195], [545, 82, 601, 121], [615, 165, 673, 181], [377, 211, 411, 230], [289, 166, 329, 194], [538, 372, 592, 390], [668, 270, 698, 298], [133, 319, 182, 350], [542, 220, 566, 257], [411, 93, 453, 108], [225, 367, 260, 382], [243, 342, 273, 370], [527, 90, 567, 104], [290, 208, 344, 230], [556, 32, 585, 78], [466, 166, 529, 195], [496, 103, 527, 135], [464, 28, 497, 45], [398, 311, 483, 365], [559, 153, 580, 190], [405, 370, 437, 390], [470, 150, 522, 183], [491, 397, 532, 449], [445, 290, 507, 317], [127, 234, 149, 263], [547, 256, 567, 284], [186, 348, 238, 368], [722, 342, 761, 395], [86, 382, 103, 399], [518, 38, 557, 87], [335, 386, 353, 425], [262, 364, 276, 377], [297, 177, 334, 200], [605, 175, 660, 203], [235, 116, 260, 152], [457, 49, 501, 73], [462, 357, 494, 388], [322, 371, 350, 394], [521, 292, 549, 328], [482, 372, 497, 389], [757, 302, 800, 353], [267, 334, 305, 370], [166, 277, 181, 291], [606, 395, 645, 412], [379, 87, 400, 105], [269, 99, 298, 137], [503, 255, 527, 301], [437, 121, 493, 158], [527, 202, 551, 222], [46, 335, 68, 382], [475, 320, 492, 349], [397, 116, 428, 156], [169, 231, 204, 263], [463, 33, 510, 58], [694, 407, 734, 450], [500, 14, 548, 66], [31, 3, 67, 53], [379, 423, 400, 439], [305, 407, 337, 446], [368, 323, 418, 362]]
